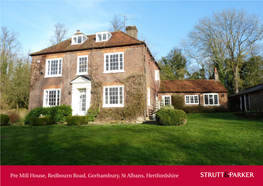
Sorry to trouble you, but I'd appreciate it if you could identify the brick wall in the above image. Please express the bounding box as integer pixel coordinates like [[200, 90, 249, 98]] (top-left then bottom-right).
[[29, 45, 148, 119]]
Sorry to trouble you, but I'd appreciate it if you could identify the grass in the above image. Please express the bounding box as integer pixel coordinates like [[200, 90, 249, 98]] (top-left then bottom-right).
[[1, 113, 262, 165]]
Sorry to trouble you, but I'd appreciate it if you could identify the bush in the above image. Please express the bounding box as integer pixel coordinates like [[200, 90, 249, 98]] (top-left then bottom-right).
[[1, 114, 10, 126], [156, 109, 187, 126], [25, 105, 72, 125], [87, 107, 99, 122], [66, 116, 89, 126], [29, 117, 55, 126], [8, 111, 20, 123], [172, 94, 184, 109], [161, 105, 174, 110]]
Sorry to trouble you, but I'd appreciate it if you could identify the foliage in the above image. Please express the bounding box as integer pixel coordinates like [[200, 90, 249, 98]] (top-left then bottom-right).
[[171, 94, 184, 109], [184, 8, 263, 94], [29, 117, 55, 126], [7, 111, 20, 123], [158, 47, 189, 80], [0, 114, 10, 126], [109, 15, 125, 32], [156, 109, 187, 126], [182, 106, 228, 113], [66, 116, 89, 126], [87, 107, 99, 122], [25, 105, 72, 124]]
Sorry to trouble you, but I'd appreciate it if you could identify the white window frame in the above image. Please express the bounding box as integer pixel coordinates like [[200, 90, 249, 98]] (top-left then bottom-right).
[[162, 95, 171, 106], [103, 85, 124, 108], [76, 55, 88, 75], [155, 70, 160, 81], [45, 58, 63, 78], [148, 88, 151, 106], [203, 93, 219, 106], [185, 95, 199, 105], [103, 52, 125, 73], [96, 31, 112, 42], [71, 34, 87, 45], [43, 89, 61, 107]]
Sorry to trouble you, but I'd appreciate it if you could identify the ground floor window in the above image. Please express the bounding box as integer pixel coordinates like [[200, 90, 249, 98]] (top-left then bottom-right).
[[185, 95, 199, 104], [43, 89, 60, 107], [162, 95, 171, 106], [204, 93, 219, 106], [103, 85, 124, 107]]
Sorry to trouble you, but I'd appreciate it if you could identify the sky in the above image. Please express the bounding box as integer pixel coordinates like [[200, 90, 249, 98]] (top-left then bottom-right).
[[1, 0, 263, 61]]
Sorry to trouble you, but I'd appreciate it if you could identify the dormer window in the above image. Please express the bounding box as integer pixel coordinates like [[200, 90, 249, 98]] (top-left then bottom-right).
[[96, 31, 112, 42], [71, 30, 87, 45]]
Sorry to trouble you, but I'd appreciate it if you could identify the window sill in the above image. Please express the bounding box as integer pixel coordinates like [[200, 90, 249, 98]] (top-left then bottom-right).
[[185, 103, 199, 105], [76, 73, 88, 76], [103, 70, 125, 74], [203, 104, 220, 106], [102, 104, 124, 108], [44, 75, 62, 78]]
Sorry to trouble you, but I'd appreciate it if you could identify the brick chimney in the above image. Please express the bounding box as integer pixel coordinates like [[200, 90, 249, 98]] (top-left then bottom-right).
[[214, 67, 219, 81], [75, 30, 81, 35], [126, 26, 138, 39]]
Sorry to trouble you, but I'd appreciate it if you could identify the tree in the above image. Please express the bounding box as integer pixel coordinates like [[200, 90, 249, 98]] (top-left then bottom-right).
[[158, 48, 189, 80], [49, 23, 68, 46], [109, 15, 125, 32], [184, 8, 263, 93]]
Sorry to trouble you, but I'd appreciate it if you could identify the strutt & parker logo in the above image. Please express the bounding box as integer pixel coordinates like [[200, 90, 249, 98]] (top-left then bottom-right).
[[200, 171, 254, 178]]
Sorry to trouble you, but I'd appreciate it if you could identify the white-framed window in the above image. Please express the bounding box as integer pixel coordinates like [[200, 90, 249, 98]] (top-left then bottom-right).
[[162, 95, 171, 106], [103, 85, 124, 107], [104, 52, 124, 73], [203, 93, 219, 106], [43, 89, 61, 107], [96, 31, 112, 42], [148, 88, 150, 106], [45, 58, 62, 78], [71, 35, 87, 45], [185, 95, 199, 104], [155, 70, 160, 81], [76, 55, 88, 75]]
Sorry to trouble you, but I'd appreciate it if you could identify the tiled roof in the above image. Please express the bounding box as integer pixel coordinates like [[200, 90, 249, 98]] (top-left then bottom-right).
[[228, 83, 263, 97], [30, 31, 144, 56], [159, 79, 227, 93]]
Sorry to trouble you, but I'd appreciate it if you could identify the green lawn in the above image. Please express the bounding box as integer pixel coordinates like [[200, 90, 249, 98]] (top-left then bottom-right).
[[1, 113, 262, 165]]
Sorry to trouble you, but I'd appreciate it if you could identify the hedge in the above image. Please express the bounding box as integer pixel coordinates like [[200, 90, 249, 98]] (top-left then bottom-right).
[[1, 114, 10, 126], [66, 116, 89, 126], [25, 105, 72, 125], [29, 117, 55, 126], [156, 109, 187, 126]]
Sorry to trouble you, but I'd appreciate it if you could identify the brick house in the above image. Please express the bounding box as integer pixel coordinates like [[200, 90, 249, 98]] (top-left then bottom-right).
[[157, 68, 228, 109], [29, 26, 160, 120], [228, 83, 263, 112]]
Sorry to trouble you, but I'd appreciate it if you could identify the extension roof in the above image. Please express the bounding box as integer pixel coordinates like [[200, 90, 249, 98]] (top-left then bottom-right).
[[30, 31, 145, 56], [228, 83, 263, 97], [159, 79, 227, 93]]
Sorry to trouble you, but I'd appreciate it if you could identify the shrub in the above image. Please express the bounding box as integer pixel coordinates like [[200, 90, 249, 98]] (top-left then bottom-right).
[[8, 111, 20, 123], [156, 109, 187, 126], [87, 107, 99, 122], [172, 94, 184, 109], [1, 114, 10, 126], [161, 105, 174, 110], [25, 105, 72, 124], [28, 117, 55, 126], [66, 116, 89, 126]]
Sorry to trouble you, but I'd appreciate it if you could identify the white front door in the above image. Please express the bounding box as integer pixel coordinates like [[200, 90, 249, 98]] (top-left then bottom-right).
[[78, 88, 87, 116]]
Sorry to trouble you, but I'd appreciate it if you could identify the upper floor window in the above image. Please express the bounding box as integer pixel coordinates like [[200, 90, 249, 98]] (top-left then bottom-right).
[[45, 58, 62, 78], [162, 95, 171, 106], [71, 34, 87, 45], [203, 93, 219, 106], [148, 88, 151, 106], [76, 55, 88, 75], [96, 31, 112, 42], [155, 70, 160, 81], [104, 52, 124, 73], [103, 85, 124, 107], [185, 95, 199, 104], [43, 89, 60, 107]]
